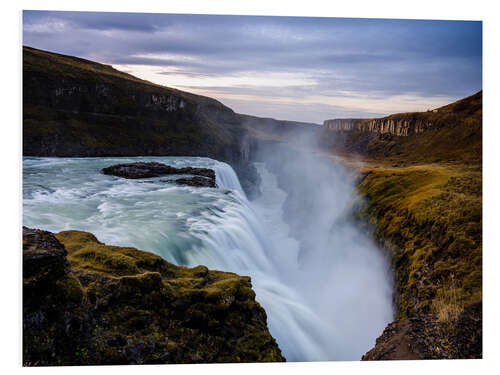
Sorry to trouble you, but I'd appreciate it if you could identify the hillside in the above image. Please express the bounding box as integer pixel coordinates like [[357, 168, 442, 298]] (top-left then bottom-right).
[[321, 91, 482, 165], [23, 46, 242, 158]]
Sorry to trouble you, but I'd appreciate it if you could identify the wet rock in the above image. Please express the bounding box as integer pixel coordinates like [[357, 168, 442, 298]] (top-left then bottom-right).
[[175, 176, 215, 188], [102, 162, 217, 188], [102, 162, 215, 180], [449, 300, 482, 359], [23, 227, 69, 283]]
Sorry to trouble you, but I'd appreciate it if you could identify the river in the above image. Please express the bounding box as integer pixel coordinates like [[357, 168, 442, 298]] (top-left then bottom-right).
[[23, 155, 393, 361]]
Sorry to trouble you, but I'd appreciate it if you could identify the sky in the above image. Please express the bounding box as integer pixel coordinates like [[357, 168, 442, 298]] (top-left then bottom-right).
[[23, 11, 482, 124]]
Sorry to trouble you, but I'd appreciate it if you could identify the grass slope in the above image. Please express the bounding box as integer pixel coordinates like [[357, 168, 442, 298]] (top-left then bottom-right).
[[357, 164, 482, 321]]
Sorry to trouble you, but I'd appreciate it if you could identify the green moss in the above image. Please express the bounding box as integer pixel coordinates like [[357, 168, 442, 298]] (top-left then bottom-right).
[[55, 274, 84, 303], [357, 164, 482, 320], [44, 230, 285, 364]]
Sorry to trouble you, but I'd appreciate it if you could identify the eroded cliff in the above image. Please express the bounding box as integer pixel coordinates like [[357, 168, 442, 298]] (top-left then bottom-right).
[[323, 91, 482, 137]]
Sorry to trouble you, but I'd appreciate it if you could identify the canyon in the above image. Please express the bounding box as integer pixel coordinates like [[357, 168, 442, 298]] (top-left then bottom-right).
[[22, 46, 482, 363]]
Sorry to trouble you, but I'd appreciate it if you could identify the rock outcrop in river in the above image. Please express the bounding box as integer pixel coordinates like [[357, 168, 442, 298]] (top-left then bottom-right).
[[23, 227, 284, 365], [102, 162, 217, 187]]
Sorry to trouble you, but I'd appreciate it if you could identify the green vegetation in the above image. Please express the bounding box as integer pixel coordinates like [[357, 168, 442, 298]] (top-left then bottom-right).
[[23, 228, 284, 365], [356, 164, 482, 322]]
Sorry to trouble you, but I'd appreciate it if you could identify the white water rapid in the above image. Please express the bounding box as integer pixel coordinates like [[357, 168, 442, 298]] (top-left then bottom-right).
[[23, 156, 393, 361]]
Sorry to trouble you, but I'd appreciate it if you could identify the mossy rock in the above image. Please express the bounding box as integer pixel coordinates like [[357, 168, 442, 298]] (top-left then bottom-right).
[[23, 228, 285, 366]]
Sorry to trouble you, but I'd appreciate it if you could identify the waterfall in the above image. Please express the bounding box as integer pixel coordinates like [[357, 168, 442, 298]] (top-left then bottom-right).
[[183, 165, 330, 361], [212, 161, 245, 195], [23, 155, 393, 362]]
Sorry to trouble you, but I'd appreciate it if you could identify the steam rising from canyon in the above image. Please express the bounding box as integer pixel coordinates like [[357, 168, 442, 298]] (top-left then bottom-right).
[[247, 131, 394, 360]]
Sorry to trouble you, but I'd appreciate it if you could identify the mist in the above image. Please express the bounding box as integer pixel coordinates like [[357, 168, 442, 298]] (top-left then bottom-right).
[[249, 129, 394, 359], [22, 130, 394, 361]]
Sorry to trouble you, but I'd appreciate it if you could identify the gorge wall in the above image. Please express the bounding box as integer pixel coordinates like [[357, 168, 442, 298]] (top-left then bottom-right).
[[324, 116, 434, 137], [23, 46, 243, 161], [318, 92, 482, 165], [323, 91, 482, 138]]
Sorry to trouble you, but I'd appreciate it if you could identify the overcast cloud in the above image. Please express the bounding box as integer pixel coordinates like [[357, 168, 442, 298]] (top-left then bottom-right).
[[23, 11, 482, 123]]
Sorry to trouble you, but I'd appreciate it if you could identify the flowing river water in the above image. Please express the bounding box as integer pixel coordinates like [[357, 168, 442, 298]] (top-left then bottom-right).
[[23, 156, 393, 361]]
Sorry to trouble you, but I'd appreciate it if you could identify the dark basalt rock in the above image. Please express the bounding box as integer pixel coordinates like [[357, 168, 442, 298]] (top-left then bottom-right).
[[23, 227, 69, 283], [102, 162, 215, 179], [22, 227, 284, 366], [102, 162, 216, 188], [175, 176, 215, 188]]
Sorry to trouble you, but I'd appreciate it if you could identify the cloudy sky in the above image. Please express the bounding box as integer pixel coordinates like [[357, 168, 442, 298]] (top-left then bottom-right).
[[23, 11, 482, 123]]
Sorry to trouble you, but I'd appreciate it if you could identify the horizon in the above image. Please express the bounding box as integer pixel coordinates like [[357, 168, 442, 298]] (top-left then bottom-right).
[[23, 11, 482, 123]]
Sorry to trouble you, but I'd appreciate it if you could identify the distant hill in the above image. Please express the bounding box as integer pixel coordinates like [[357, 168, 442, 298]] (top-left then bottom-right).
[[23, 46, 243, 160], [320, 91, 482, 165]]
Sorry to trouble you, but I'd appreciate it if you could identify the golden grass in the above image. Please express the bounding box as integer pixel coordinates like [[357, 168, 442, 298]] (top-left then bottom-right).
[[356, 163, 482, 319], [432, 275, 464, 323]]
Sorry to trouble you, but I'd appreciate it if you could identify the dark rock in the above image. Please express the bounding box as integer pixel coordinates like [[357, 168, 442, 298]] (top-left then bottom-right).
[[23, 227, 69, 283], [102, 162, 215, 180], [23, 227, 284, 366], [102, 162, 217, 188], [175, 176, 215, 188], [449, 300, 482, 359], [362, 307, 482, 360]]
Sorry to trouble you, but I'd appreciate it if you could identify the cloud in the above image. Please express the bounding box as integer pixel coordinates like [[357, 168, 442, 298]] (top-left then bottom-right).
[[22, 11, 482, 122]]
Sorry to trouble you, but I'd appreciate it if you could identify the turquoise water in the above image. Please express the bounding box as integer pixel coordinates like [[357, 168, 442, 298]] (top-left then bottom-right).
[[23, 156, 393, 361]]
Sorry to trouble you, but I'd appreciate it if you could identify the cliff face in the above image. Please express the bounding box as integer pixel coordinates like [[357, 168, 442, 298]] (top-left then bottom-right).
[[319, 92, 482, 165], [325, 116, 434, 136], [319, 93, 483, 360], [323, 91, 482, 138], [23, 46, 242, 160], [23, 227, 284, 366], [362, 301, 482, 360]]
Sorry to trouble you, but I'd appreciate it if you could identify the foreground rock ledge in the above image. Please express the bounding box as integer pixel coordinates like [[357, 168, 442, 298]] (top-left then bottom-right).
[[23, 227, 284, 366], [362, 304, 482, 360], [102, 162, 217, 188]]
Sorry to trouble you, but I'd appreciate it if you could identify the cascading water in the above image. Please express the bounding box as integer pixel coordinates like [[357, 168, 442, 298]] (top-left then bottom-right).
[[23, 155, 393, 361]]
